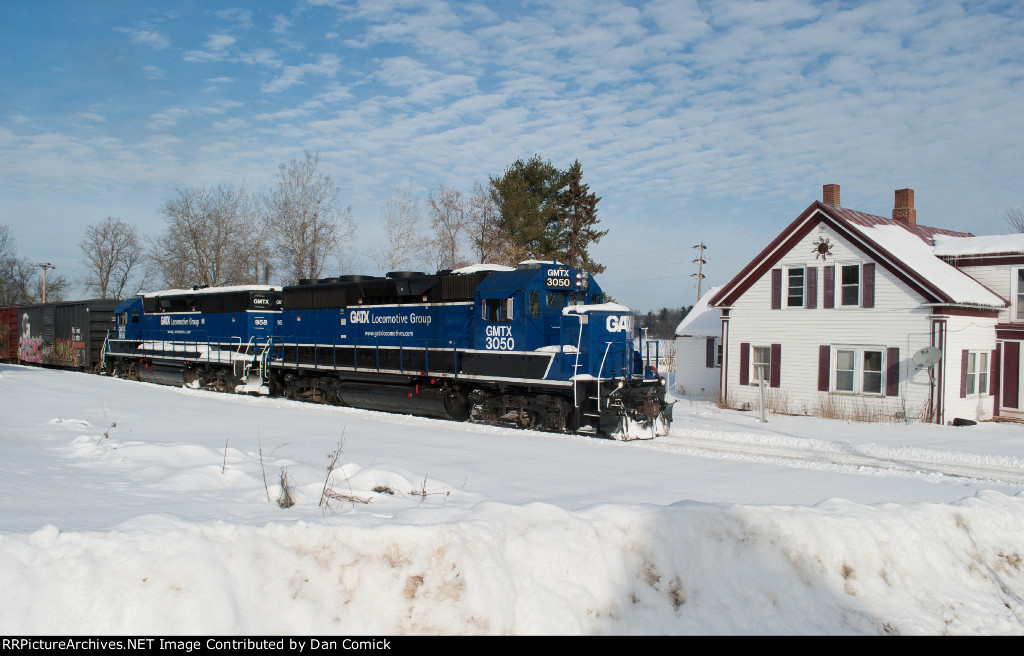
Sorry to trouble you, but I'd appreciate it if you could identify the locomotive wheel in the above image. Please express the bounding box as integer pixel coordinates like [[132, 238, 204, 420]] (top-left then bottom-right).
[[300, 387, 327, 404]]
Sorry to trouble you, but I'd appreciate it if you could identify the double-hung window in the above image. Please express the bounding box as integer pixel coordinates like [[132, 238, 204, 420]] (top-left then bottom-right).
[[787, 267, 804, 308], [834, 347, 883, 394], [965, 351, 989, 396], [1016, 269, 1024, 321], [840, 264, 860, 306], [751, 346, 771, 384]]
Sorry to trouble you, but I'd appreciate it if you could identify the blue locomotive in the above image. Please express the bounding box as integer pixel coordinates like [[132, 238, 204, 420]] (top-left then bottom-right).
[[104, 262, 672, 439]]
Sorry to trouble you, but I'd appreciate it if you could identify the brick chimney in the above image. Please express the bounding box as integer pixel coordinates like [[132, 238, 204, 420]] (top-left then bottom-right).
[[823, 184, 840, 207], [893, 188, 916, 226]]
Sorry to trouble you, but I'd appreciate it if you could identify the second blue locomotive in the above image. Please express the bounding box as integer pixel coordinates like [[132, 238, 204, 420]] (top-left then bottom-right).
[[104, 262, 672, 439]]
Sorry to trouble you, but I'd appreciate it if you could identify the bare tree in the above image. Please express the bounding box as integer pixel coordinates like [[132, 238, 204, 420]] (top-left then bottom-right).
[[150, 184, 252, 289], [1005, 207, 1024, 233], [267, 150, 356, 284], [466, 181, 503, 264], [79, 217, 148, 299], [368, 184, 426, 273], [229, 186, 275, 285], [427, 185, 470, 270], [0, 225, 17, 305], [0, 226, 69, 305]]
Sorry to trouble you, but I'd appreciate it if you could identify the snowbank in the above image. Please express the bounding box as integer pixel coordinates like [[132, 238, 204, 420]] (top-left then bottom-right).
[[2, 493, 1022, 635]]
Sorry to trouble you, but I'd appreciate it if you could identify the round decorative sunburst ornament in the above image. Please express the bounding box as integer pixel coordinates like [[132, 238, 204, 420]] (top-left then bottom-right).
[[813, 236, 832, 260]]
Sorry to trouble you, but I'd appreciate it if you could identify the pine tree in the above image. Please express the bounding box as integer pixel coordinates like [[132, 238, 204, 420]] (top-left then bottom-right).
[[553, 160, 606, 273], [488, 155, 565, 262]]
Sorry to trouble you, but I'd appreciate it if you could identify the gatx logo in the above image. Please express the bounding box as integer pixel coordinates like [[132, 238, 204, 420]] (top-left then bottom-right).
[[605, 315, 632, 333]]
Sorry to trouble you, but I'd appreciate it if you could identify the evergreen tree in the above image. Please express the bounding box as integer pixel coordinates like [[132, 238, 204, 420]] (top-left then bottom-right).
[[488, 155, 565, 262], [553, 160, 606, 273]]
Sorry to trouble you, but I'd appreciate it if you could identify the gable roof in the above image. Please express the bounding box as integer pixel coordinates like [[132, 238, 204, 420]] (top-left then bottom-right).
[[710, 201, 1006, 309], [674, 286, 722, 337]]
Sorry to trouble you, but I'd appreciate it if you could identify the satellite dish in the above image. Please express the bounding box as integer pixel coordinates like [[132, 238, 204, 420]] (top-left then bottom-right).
[[912, 346, 942, 368]]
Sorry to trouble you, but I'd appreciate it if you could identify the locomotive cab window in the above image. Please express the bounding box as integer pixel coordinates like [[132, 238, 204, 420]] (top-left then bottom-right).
[[529, 291, 540, 318], [546, 292, 587, 308], [483, 297, 514, 322]]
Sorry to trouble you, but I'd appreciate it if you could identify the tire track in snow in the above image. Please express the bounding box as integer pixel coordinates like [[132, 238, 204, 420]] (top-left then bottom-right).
[[633, 431, 1024, 486]]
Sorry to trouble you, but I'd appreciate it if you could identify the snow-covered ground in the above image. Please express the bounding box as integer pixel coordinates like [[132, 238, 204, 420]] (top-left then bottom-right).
[[1, 363, 1022, 635]]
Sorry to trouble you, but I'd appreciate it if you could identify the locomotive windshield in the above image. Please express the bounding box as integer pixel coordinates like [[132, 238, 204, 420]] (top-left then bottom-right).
[[545, 291, 588, 308]]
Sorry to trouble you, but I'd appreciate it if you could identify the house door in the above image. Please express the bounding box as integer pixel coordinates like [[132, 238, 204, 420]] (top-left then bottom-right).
[[1003, 341, 1020, 410]]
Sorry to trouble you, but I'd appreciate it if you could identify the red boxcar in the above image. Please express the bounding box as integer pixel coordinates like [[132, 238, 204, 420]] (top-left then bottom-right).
[[0, 306, 17, 362]]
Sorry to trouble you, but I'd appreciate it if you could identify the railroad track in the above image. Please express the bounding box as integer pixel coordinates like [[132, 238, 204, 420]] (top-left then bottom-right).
[[633, 430, 1024, 486]]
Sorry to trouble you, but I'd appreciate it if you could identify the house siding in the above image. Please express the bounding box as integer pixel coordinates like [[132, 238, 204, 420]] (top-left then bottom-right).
[[723, 225, 936, 419], [674, 335, 721, 400], [940, 315, 997, 421], [957, 264, 1013, 322]]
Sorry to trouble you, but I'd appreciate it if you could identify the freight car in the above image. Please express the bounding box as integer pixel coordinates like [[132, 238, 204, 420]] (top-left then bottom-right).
[[13, 299, 119, 370], [0, 306, 17, 362], [103, 263, 672, 440]]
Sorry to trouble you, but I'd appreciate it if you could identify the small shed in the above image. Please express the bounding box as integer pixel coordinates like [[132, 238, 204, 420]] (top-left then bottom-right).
[[674, 286, 722, 400]]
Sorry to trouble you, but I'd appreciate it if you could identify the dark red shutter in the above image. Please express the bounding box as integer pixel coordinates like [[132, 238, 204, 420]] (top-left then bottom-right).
[[992, 347, 1000, 415], [706, 337, 715, 368], [739, 343, 749, 385], [862, 263, 875, 308], [886, 347, 899, 396], [960, 349, 969, 398], [771, 269, 782, 309], [770, 344, 781, 388], [1004, 342, 1019, 409], [824, 266, 835, 308], [818, 345, 830, 391], [806, 267, 817, 309]]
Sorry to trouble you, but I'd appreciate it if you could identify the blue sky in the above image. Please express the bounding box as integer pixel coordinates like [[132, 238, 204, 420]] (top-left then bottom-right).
[[2, 0, 1022, 311]]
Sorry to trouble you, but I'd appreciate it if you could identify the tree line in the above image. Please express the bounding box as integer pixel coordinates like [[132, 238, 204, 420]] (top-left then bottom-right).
[[635, 306, 693, 340], [0, 151, 606, 305]]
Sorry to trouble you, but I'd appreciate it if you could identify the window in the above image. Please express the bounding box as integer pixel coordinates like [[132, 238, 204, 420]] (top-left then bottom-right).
[[834, 347, 883, 394], [751, 346, 771, 384], [546, 291, 587, 308], [706, 336, 723, 368], [1016, 269, 1024, 320], [529, 291, 540, 318], [483, 298, 514, 322], [965, 351, 989, 396], [840, 264, 860, 306], [787, 267, 804, 308]]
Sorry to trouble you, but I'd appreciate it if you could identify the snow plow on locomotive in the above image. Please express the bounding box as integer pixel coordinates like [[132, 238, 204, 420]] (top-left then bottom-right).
[[103, 263, 672, 440]]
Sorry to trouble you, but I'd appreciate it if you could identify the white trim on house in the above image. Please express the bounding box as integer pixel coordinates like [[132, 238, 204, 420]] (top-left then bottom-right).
[[711, 195, 1010, 423]]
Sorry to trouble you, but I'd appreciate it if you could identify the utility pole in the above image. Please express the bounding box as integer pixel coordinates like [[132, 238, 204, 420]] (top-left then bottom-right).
[[691, 243, 707, 300], [38, 262, 55, 303]]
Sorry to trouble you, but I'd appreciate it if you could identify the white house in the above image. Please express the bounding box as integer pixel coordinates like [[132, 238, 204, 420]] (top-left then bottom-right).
[[709, 185, 1007, 424], [933, 233, 1024, 420], [673, 286, 722, 400]]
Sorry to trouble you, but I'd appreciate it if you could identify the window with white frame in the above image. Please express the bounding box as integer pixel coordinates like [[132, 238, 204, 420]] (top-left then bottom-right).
[[834, 346, 883, 394], [751, 346, 771, 384], [787, 267, 804, 308], [840, 264, 860, 306], [965, 351, 989, 396], [1016, 269, 1024, 321]]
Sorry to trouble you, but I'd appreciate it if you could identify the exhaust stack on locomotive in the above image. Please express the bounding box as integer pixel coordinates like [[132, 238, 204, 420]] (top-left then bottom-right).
[[102, 262, 672, 440]]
